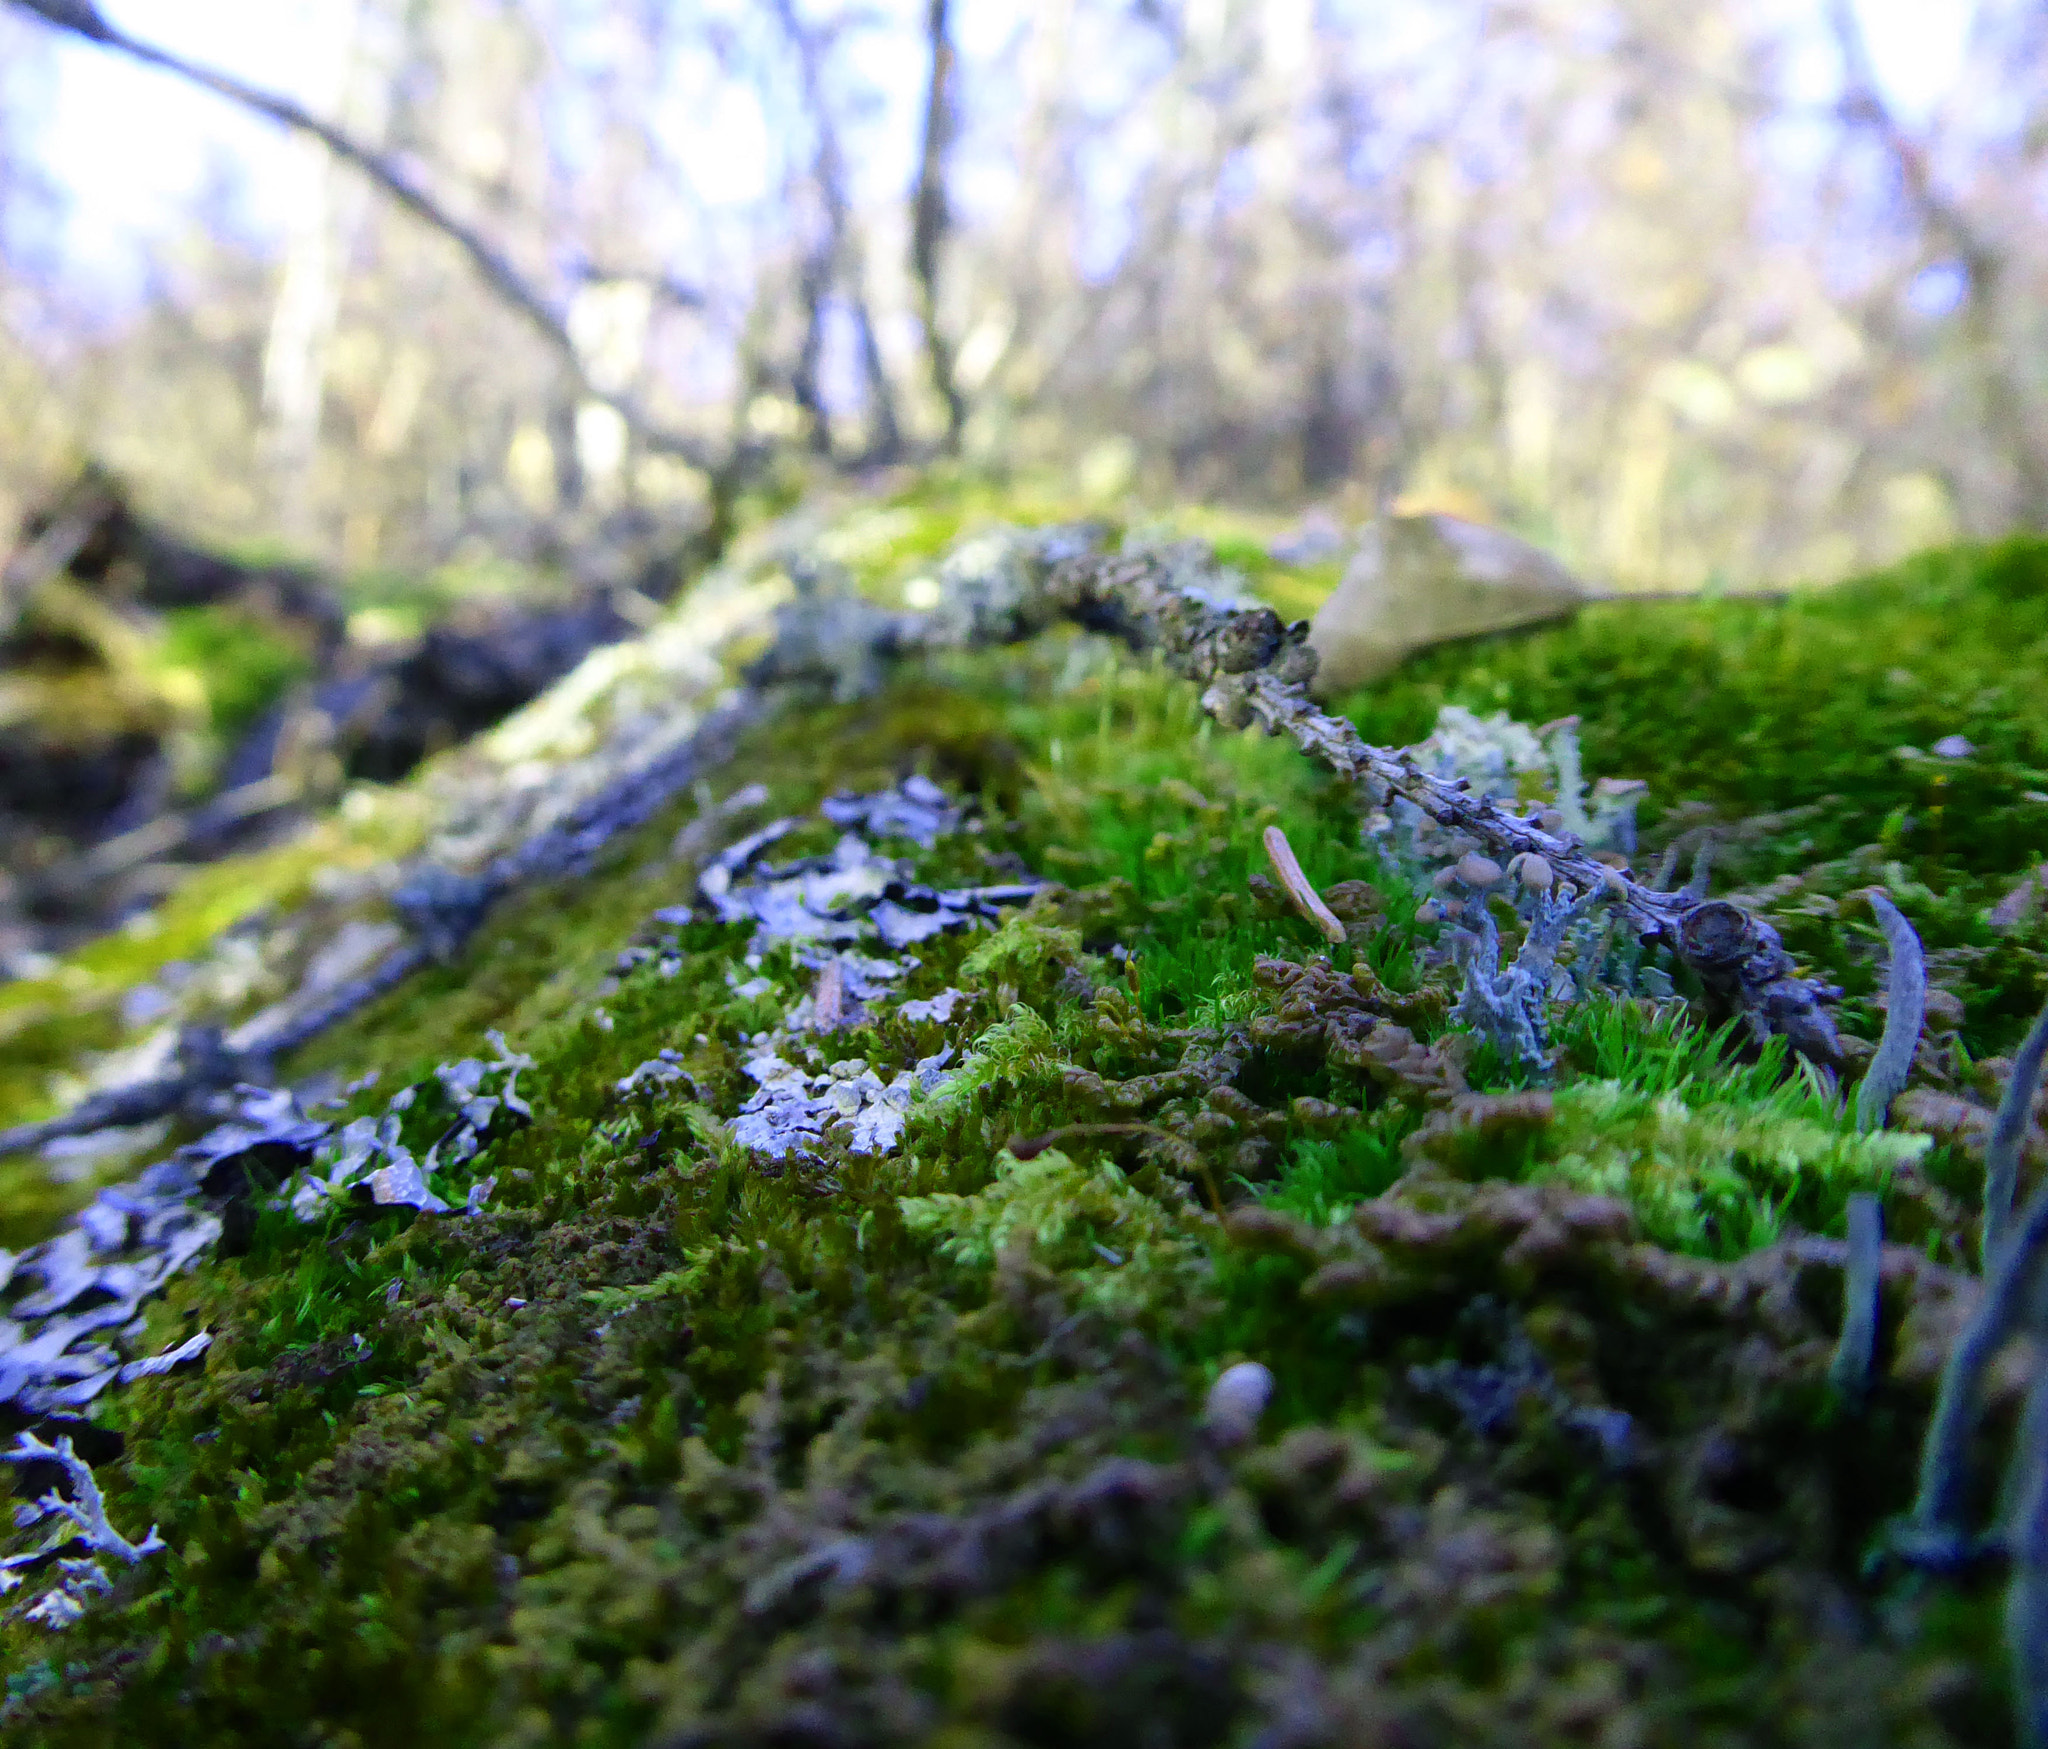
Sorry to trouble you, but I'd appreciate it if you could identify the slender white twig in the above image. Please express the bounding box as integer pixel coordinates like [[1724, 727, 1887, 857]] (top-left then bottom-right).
[[1261, 826, 1345, 945]]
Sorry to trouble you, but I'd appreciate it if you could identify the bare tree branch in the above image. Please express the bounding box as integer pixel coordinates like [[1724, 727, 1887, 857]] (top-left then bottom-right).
[[4, 0, 720, 471], [568, 259, 707, 312], [1827, 0, 2000, 284]]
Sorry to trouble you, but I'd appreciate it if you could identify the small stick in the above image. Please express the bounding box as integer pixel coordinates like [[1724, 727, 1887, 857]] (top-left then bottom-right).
[[1827, 1192, 1884, 1406], [1262, 825, 1346, 945]]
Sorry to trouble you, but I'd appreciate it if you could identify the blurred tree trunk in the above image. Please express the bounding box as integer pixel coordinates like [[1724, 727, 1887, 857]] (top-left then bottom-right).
[[911, 0, 964, 452], [259, 0, 395, 548], [772, 0, 902, 465]]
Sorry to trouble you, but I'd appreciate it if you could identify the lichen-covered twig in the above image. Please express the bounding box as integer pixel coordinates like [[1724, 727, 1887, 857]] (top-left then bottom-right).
[[957, 534, 1845, 1066], [1827, 1192, 1884, 1404], [1261, 826, 1346, 945], [1987, 1000, 2048, 1264], [744, 528, 1845, 1062], [1855, 891, 1927, 1131], [0, 694, 761, 1161]]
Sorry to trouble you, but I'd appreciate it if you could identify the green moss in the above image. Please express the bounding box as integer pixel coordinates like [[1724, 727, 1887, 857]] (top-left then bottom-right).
[[155, 604, 315, 742], [897, 1145, 1206, 1310], [1542, 1076, 1925, 1256], [1344, 536, 2048, 875]]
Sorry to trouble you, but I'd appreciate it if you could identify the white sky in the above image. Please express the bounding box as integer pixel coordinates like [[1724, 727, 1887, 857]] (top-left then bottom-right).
[[9, 0, 1977, 298]]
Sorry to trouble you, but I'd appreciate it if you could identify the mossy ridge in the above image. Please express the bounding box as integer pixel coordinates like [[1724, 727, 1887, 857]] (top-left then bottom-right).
[[0, 663, 1998, 1744], [4, 531, 2044, 1743]]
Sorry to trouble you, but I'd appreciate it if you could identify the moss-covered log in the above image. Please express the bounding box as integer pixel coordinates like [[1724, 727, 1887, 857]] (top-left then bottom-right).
[[4, 497, 2048, 1745]]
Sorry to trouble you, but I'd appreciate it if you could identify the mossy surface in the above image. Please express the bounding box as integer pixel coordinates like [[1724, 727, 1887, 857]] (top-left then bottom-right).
[[3, 520, 2043, 1745], [1340, 535, 2048, 1056], [154, 604, 318, 746]]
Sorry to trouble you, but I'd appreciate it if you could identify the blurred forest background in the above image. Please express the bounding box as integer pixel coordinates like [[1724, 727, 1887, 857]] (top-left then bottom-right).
[[2, 0, 2044, 585], [0, 0, 2044, 970]]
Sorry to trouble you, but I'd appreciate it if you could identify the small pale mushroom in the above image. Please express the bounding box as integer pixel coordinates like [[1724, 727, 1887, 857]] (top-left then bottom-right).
[[1204, 1360, 1275, 1447], [1509, 852, 1554, 893], [1262, 826, 1347, 945], [1454, 853, 1503, 888]]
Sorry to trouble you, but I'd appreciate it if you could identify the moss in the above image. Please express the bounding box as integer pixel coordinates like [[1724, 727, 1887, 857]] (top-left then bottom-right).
[[155, 604, 316, 744], [8, 516, 2048, 1746], [1442, 1070, 1932, 1258], [897, 1144, 1207, 1310]]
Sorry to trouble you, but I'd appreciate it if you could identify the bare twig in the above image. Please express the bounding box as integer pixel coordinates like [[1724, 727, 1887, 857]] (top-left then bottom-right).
[[769, 0, 904, 464], [1827, 0, 1999, 285], [1262, 826, 1346, 945], [1827, 0, 2048, 517], [4, 0, 717, 471]]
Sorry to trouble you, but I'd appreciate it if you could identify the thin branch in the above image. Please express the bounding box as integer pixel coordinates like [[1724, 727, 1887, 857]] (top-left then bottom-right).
[[568, 259, 707, 312], [1827, 0, 1999, 284], [5, 0, 718, 470], [1827, 0, 2048, 518]]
